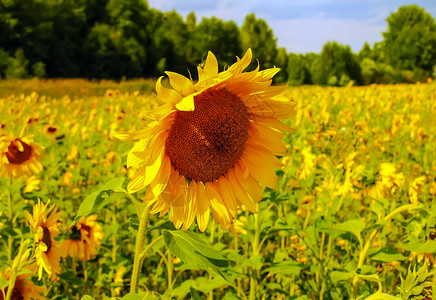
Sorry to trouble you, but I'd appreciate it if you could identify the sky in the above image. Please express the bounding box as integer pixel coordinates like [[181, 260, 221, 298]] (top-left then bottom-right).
[[146, 0, 436, 54]]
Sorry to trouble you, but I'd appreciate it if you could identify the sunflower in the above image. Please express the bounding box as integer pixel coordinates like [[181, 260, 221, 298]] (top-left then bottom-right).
[[0, 251, 46, 300], [25, 200, 62, 280], [61, 215, 104, 261], [118, 49, 295, 231], [0, 135, 43, 178]]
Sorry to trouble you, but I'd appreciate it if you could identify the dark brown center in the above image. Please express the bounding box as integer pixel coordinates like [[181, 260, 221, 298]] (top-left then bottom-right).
[[42, 226, 52, 252], [47, 126, 58, 134], [6, 139, 32, 164], [165, 88, 249, 182]]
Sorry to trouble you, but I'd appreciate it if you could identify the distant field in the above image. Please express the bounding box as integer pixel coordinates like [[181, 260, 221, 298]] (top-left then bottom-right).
[[0, 78, 156, 98], [0, 80, 435, 299]]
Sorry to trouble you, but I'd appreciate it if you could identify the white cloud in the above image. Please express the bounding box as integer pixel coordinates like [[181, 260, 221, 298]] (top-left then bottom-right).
[[270, 17, 386, 53]]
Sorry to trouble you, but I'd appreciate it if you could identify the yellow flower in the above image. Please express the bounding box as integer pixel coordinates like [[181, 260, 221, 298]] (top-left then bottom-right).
[[368, 163, 405, 198], [117, 49, 295, 231], [408, 175, 427, 204], [23, 176, 41, 194], [0, 135, 43, 178], [113, 266, 126, 296], [409, 251, 435, 266], [66, 145, 79, 161], [61, 215, 104, 261], [228, 216, 248, 236], [25, 200, 62, 280], [0, 251, 46, 300], [298, 147, 316, 180]]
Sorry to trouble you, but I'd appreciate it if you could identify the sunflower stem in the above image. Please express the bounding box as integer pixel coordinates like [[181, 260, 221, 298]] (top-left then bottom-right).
[[130, 204, 150, 293], [249, 204, 260, 300], [5, 239, 29, 300]]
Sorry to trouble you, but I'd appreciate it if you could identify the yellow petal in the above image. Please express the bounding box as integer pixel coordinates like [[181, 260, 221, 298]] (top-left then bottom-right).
[[127, 138, 151, 168], [182, 181, 197, 230], [226, 169, 257, 213], [196, 182, 210, 232], [235, 164, 263, 205], [150, 155, 172, 197], [205, 182, 230, 225], [113, 127, 153, 141], [240, 151, 278, 189], [175, 94, 195, 111], [127, 166, 146, 193], [144, 150, 164, 186], [248, 125, 286, 155], [238, 48, 253, 72], [156, 76, 182, 103], [256, 67, 281, 80], [216, 177, 237, 218], [244, 143, 283, 169], [165, 71, 194, 96], [204, 51, 218, 76]]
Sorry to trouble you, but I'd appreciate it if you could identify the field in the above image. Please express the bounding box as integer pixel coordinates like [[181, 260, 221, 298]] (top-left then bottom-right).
[[0, 79, 435, 300]]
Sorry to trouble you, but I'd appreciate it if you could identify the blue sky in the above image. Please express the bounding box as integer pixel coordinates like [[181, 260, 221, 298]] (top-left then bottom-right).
[[147, 0, 436, 54]]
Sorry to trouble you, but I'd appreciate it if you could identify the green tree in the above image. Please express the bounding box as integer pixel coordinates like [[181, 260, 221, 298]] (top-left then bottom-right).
[[383, 5, 436, 81], [273, 47, 288, 83], [153, 11, 190, 74], [310, 41, 361, 86], [287, 53, 311, 86], [191, 17, 242, 71], [240, 13, 277, 69], [5, 48, 29, 78]]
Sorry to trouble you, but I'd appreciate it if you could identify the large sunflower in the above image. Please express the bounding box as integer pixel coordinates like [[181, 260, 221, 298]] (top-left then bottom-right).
[[25, 200, 62, 280], [118, 49, 295, 231], [0, 135, 43, 178]]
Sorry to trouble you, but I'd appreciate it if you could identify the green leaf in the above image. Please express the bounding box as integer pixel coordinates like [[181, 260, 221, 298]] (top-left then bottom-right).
[[397, 240, 436, 253], [330, 271, 354, 283], [162, 230, 229, 280], [266, 261, 305, 276], [364, 292, 401, 300], [334, 219, 366, 240], [71, 177, 124, 226], [80, 296, 95, 300], [0, 277, 8, 290], [146, 220, 176, 233], [369, 247, 406, 263], [120, 293, 147, 300], [129, 217, 139, 230], [190, 287, 204, 300]]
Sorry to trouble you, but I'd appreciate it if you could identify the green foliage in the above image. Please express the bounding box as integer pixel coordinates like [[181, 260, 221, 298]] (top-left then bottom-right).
[[310, 41, 362, 86], [0, 2, 435, 83], [5, 49, 29, 79], [71, 177, 125, 226], [162, 229, 229, 280], [191, 17, 242, 70], [383, 5, 436, 81], [397, 265, 434, 299], [240, 13, 277, 69], [287, 53, 311, 86]]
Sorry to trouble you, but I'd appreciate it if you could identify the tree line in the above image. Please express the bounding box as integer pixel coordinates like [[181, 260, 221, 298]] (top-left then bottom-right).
[[1, 0, 435, 85]]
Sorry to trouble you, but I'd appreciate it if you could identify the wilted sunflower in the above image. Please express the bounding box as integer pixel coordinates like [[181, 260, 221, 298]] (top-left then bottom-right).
[[118, 49, 295, 231], [0, 135, 43, 177], [0, 250, 46, 300], [25, 200, 62, 280], [61, 215, 104, 261]]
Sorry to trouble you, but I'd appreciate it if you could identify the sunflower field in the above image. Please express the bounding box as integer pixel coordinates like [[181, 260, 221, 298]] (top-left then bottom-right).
[[0, 58, 436, 300]]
